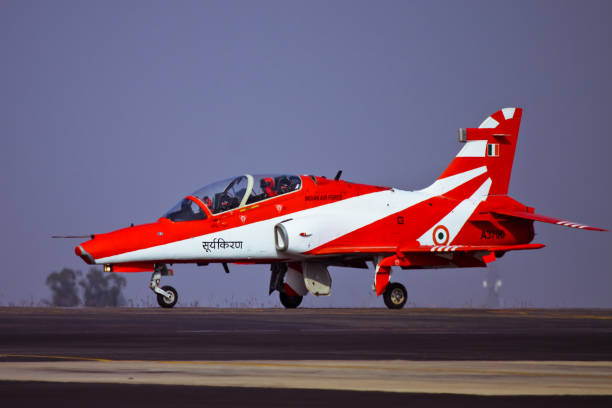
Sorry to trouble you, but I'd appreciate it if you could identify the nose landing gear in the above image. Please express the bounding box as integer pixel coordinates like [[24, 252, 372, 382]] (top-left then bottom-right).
[[157, 285, 178, 308], [150, 264, 178, 308]]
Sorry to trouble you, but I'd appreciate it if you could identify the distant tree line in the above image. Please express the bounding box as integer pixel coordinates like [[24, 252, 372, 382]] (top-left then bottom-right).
[[46, 268, 126, 307]]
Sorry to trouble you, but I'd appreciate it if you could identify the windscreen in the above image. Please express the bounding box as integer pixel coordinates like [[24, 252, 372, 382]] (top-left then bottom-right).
[[163, 198, 207, 222]]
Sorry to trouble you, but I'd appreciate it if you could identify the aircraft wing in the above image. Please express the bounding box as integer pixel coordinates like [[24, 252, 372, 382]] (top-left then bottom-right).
[[399, 243, 545, 253], [491, 209, 607, 232], [311, 243, 544, 256]]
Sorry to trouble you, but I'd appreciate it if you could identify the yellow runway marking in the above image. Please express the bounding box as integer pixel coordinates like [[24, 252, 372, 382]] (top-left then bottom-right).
[[0, 354, 111, 362]]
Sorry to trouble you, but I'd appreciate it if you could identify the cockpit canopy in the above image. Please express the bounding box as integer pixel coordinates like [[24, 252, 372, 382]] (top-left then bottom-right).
[[163, 174, 302, 222]]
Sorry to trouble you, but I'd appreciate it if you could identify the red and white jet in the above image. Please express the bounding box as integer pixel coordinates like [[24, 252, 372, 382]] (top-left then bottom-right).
[[72, 108, 606, 309]]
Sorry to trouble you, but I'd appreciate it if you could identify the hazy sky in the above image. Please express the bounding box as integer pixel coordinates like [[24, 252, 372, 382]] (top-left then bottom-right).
[[1, 0, 611, 307]]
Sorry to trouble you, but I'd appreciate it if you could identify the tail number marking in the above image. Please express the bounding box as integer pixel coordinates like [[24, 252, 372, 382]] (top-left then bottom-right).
[[480, 229, 505, 240]]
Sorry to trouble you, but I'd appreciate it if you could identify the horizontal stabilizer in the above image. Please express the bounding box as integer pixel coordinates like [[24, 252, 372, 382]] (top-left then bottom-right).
[[491, 210, 607, 232]]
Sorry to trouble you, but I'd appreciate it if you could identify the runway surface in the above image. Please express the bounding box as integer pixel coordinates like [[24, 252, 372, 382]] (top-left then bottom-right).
[[2, 381, 610, 408], [1, 307, 611, 406], [1, 307, 612, 361]]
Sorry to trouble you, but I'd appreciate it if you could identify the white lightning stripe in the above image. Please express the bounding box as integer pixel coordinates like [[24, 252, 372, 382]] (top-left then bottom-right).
[[456, 140, 487, 157], [502, 108, 516, 120], [98, 192, 404, 263], [419, 166, 487, 196], [479, 116, 499, 129], [417, 178, 492, 246], [96, 166, 492, 264]]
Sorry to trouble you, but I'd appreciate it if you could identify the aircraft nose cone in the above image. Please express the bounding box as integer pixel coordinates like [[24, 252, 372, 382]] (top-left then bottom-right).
[[75, 244, 95, 264]]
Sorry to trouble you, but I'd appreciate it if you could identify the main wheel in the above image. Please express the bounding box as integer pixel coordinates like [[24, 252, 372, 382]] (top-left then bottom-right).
[[157, 285, 178, 308], [383, 282, 407, 309], [279, 292, 303, 309]]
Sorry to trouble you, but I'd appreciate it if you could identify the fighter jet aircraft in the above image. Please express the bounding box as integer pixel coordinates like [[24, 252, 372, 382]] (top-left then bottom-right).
[[70, 108, 606, 309]]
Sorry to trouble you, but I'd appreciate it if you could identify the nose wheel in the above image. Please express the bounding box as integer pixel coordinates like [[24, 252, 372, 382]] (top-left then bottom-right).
[[383, 282, 407, 309], [157, 285, 178, 308], [150, 264, 178, 308]]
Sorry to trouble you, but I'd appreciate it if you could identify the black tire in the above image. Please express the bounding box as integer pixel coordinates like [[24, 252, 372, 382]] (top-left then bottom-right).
[[383, 282, 407, 309], [279, 292, 303, 309], [157, 285, 178, 308]]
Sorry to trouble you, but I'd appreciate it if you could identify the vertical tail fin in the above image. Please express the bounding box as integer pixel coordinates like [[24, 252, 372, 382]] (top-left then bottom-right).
[[439, 107, 523, 196]]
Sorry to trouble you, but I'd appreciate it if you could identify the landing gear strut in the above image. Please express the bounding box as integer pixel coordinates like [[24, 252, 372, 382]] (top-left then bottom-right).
[[383, 282, 407, 309], [150, 264, 178, 308], [269, 262, 287, 295]]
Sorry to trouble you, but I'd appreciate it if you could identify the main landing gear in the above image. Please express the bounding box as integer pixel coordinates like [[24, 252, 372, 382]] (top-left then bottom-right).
[[374, 256, 408, 309], [383, 282, 407, 309], [270, 262, 304, 309], [279, 291, 303, 309], [150, 264, 178, 308]]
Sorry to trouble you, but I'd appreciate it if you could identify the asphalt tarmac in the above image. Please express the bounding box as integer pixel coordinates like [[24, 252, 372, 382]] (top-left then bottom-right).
[[1, 307, 611, 361], [1, 308, 611, 406], [2, 381, 611, 408]]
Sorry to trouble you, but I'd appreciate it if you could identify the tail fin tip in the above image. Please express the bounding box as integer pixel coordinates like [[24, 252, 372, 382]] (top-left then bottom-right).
[[439, 107, 524, 196]]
